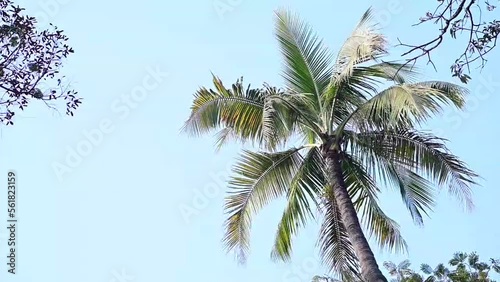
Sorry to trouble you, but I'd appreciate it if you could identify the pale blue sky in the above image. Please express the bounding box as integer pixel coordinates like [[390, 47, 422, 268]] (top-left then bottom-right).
[[0, 0, 499, 281]]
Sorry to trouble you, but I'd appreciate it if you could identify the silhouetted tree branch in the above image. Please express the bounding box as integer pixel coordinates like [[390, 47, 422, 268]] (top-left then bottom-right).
[[0, 0, 81, 125], [397, 0, 499, 83]]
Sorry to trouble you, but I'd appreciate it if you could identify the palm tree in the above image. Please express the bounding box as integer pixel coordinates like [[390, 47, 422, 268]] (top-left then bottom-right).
[[446, 252, 499, 281], [381, 254, 500, 282], [384, 260, 415, 281], [420, 254, 485, 282], [182, 8, 478, 282]]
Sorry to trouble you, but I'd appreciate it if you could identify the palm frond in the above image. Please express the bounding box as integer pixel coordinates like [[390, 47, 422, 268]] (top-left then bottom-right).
[[342, 153, 408, 252], [271, 147, 325, 261], [449, 252, 468, 266], [348, 81, 469, 131], [349, 129, 478, 211], [271, 92, 325, 138], [275, 9, 333, 123], [331, 8, 388, 85], [325, 9, 391, 132], [183, 75, 294, 150], [223, 148, 305, 263], [312, 275, 344, 282], [412, 81, 467, 108], [262, 90, 299, 149], [318, 188, 361, 281], [353, 62, 419, 84], [434, 264, 450, 277], [383, 261, 398, 275], [424, 276, 436, 282], [325, 62, 418, 133], [345, 131, 435, 225], [213, 126, 237, 151], [183, 76, 263, 140], [421, 264, 434, 274], [324, 73, 375, 131], [491, 259, 500, 273], [384, 164, 436, 225], [468, 252, 479, 267], [406, 273, 425, 282], [398, 259, 412, 270]]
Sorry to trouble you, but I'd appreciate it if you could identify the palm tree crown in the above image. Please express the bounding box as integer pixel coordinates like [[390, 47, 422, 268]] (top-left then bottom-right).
[[182, 8, 478, 281]]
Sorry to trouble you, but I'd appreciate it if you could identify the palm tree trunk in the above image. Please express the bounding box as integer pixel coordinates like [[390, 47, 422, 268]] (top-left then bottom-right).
[[323, 147, 388, 282]]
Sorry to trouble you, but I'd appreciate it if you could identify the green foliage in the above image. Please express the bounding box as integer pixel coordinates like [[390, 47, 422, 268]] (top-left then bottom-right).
[[312, 275, 344, 282], [384, 252, 500, 282], [313, 252, 500, 282], [0, 0, 81, 125]]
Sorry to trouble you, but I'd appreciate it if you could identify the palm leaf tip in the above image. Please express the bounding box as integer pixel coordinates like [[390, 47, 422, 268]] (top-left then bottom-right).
[[353, 129, 479, 212], [222, 211, 250, 263], [412, 81, 469, 110], [222, 148, 305, 264], [332, 7, 388, 85], [271, 147, 325, 263]]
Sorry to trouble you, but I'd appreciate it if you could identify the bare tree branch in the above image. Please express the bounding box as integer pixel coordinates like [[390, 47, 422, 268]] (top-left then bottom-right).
[[397, 0, 500, 83]]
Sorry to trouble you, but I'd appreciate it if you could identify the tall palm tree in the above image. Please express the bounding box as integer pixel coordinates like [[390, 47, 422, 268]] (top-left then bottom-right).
[[182, 8, 478, 282]]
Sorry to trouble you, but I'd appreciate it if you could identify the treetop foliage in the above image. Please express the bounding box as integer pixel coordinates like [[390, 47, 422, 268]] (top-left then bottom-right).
[[0, 0, 81, 125]]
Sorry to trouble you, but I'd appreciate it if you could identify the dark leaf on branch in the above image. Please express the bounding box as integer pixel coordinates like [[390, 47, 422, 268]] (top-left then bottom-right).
[[0, 0, 81, 125], [398, 0, 500, 83]]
